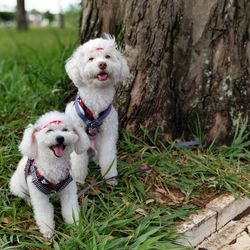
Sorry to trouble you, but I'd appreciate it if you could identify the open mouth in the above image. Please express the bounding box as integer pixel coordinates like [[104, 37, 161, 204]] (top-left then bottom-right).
[[50, 144, 66, 158], [97, 71, 108, 81]]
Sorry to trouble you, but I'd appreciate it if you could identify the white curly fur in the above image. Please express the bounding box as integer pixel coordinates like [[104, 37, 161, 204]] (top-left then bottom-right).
[[65, 35, 130, 185], [9, 111, 90, 239]]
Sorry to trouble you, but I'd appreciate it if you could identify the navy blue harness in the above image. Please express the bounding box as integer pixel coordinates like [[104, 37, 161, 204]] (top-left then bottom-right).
[[24, 159, 73, 195], [74, 95, 112, 136]]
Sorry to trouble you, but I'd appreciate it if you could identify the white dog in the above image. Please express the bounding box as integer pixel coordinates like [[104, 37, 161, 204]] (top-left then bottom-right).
[[9, 111, 90, 239], [65, 35, 129, 185]]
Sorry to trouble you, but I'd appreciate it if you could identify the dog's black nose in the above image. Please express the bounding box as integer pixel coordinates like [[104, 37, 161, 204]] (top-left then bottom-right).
[[56, 136, 64, 144], [99, 62, 107, 70]]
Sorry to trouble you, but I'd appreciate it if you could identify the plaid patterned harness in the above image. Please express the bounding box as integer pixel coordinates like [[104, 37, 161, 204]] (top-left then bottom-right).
[[24, 159, 73, 195]]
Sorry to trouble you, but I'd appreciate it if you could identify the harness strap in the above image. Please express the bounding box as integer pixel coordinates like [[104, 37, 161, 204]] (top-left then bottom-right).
[[74, 95, 112, 136], [24, 159, 73, 195]]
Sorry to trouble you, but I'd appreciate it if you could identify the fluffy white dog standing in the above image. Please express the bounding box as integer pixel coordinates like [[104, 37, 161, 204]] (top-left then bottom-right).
[[9, 111, 90, 239], [65, 35, 129, 184]]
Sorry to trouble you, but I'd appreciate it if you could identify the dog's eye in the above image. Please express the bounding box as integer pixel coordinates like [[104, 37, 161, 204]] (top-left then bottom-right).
[[105, 55, 111, 59], [88, 57, 94, 61], [46, 129, 53, 133], [62, 128, 68, 132]]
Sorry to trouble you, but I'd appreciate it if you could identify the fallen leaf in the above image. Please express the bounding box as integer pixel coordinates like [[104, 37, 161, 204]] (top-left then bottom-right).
[[135, 208, 148, 216], [28, 223, 38, 230], [172, 151, 178, 156], [145, 199, 155, 204], [1, 217, 13, 224], [152, 187, 185, 205]]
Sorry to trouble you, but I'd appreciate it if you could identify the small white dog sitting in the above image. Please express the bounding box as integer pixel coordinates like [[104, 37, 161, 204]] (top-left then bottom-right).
[[65, 35, 129, 185], [9, 111, 90, 239]]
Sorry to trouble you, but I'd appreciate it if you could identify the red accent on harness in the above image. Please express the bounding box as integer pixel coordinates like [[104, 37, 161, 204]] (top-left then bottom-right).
[[78, 99, 95, 121], [96, 48, 104, 51], [27, 160, 64, 187], [78, 98, 110, 122], [39, 120, 62, 130]]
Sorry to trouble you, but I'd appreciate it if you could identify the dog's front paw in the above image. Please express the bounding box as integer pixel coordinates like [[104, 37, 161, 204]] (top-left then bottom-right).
[[39, 224, 54, 239], [105, 178, 118, 186], [64, 210, 79, 224]]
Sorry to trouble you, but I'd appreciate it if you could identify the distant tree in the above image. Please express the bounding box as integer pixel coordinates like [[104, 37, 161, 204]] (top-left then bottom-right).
[[59, 13, 65, 29], [16, 0, 28, 31], [43, 11, 54, 24], [64, 4, 80, 28], [0, 12, 15, 22]]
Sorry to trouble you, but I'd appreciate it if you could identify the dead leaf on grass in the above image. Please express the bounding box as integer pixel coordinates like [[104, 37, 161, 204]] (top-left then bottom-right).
[[145, 199, 155, 204], [28, 223, 38, 230], [152, 187, 185, 205], [119, 154, 129, 160], [135, 208, 148, 216], [1, 217, 13, 224], [171, 150, 178, 157]]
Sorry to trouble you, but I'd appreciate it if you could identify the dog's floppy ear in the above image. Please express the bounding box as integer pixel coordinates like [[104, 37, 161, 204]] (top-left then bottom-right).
[[65, 47, 82, 87], [73, 126, 90, 154], [19, 124, 37, 159]]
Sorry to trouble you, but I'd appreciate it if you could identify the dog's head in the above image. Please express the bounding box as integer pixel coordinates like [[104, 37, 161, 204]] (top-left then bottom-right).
[[19, 111, 90, 160], [65, 35, 130, 88]]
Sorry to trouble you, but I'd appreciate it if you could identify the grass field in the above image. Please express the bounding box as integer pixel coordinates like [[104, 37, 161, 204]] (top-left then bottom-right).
[[0, 27, 250, 250]]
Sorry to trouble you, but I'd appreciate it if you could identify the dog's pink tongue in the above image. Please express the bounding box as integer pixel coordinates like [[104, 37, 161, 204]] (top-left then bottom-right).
[[53, 145, 64, 157], [98, 73, 108, 81]]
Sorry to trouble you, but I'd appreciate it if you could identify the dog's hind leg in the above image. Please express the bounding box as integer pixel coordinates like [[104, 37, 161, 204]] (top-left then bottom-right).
[[70, 151, 89, 184], [10, 171, 26, 197], [9, 167, 31, 205], [60, 181, 79, 224]]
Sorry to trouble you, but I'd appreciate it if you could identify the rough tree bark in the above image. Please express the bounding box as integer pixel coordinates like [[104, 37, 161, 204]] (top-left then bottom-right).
[[79, 0, 250, 143], [16, 0, 28, 31]]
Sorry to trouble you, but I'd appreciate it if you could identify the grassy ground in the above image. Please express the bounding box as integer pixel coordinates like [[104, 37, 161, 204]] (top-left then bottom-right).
[[0, 27, 250, 250]]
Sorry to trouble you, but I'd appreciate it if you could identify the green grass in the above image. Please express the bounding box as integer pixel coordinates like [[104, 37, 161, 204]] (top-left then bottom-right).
[[0, 27, 250, 249]]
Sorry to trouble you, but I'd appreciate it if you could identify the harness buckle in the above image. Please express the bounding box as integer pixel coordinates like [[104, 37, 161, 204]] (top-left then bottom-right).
[[86, 120, 101, 136]]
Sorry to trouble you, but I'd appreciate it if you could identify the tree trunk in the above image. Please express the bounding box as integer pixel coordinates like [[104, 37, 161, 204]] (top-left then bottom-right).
[[59, 13, 65, 29], [16, 0, 28, 31], [79, 0, 250, 144]]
